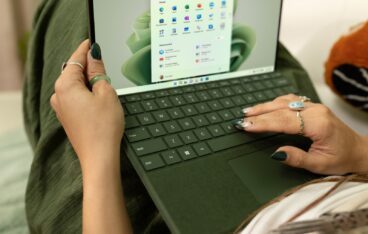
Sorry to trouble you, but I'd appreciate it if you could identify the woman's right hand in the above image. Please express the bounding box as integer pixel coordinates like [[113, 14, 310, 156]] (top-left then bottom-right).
[[237, 94, 368, 175]]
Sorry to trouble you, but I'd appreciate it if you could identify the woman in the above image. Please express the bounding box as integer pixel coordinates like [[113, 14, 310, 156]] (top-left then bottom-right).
[[50, 40, 368, 233]]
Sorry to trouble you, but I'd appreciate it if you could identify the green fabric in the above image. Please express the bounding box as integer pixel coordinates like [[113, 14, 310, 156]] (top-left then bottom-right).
[[23, 0, 318, 233]]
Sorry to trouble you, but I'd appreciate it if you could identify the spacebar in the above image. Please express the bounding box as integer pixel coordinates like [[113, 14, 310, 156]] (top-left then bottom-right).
[[207, 132, 262, 152]]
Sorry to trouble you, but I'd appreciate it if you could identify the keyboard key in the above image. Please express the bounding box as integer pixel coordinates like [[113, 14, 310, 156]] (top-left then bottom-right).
[[242, 94, 257, 104], [178, 118, 196, 130], [254, 92, 268, 102], [222, 87, 234, 96], [230, 79, 241, 85], [253, 82, 266, 91], [208, 100, 223, 111], [164, 134, 184, 148], [206, 113, 222, 124], [156, 97, 173, 109], [243, 84, 256, 92], [132, 138, 167, 156], [125, 116, 140, 129], [195, 84, 207, 91], [181, 105, 198, 116], [274, 88, 286, 96], [208, 125, 225, 137], [220, 98, 235, 108], [283, 86, 298, 94], [170, 96, 186, 106], [177, 146, 197, 160], [163, 121, 182, 133], [183, 86, 196, 93], [209, 89, 222, 99], [218, 110, 234, 121], [119, 96, 126, 104], [152, 110, 170, 122], [195, 103, 211, 114], [126, 103, 144, 114], [194, 128, 212, 140], [230, 108, 244, 118], [220, 81, 231, 86], [262, 80, 275, 89], [179, 131, 198, 144], [141, 93, 155, 100], [231, 96, 247, 106], [137, 113, 155, 125], [193, 142, 211, 156], [197, 91, 211, 101], [183, 93, 199, 103], [273, 78, 289, 87], [206, 82, 219, 89], [264, 90, 277, 100], [207, 132, 256, 152], [161, 150, 182, 165], [125, 127, 150, 143], [169, 88, 183, 95], [232, 86, 245, 94], [168, 108, 185, 119], [155, 90, 170, 97], [126, 95, 141, 102], [148, 124, 166, 137], [221, 122, 238, 133], [192, 115, 209, 127], [142, 100, 159, 111], [140, 154, 165, 171]]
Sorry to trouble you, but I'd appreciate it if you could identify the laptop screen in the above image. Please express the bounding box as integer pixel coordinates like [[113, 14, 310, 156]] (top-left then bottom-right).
[[93, 0, 282, 95]]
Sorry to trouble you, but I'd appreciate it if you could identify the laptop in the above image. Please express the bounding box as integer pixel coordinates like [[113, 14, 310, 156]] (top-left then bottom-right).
[[91, 0, 319, 233]]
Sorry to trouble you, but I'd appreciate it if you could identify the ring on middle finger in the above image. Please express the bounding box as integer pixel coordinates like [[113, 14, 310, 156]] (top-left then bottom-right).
[[288, 101, 305, 111]]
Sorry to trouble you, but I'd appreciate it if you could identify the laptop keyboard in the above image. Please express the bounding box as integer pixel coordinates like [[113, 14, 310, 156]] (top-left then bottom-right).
[[120, 72, 298, 171]]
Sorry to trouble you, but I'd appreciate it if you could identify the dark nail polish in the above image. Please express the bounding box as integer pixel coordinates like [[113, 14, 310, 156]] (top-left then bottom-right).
[[91, 43, 102, 60], [271, 151, 287, 161]]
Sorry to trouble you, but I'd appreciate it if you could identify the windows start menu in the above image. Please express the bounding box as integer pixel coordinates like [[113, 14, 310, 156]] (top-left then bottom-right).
[[151, 0, 234, 83]]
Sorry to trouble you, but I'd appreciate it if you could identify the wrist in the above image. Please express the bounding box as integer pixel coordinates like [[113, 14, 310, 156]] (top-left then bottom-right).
[[79, 146, 121, 175], [352, 135, 368, 174]]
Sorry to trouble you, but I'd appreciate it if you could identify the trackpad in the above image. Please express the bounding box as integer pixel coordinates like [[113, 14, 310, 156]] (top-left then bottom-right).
[[229, 148, 318, 204]]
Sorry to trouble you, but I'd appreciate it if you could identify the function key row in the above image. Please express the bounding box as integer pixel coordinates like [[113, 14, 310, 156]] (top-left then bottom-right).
[[121, 76, 290, 103]]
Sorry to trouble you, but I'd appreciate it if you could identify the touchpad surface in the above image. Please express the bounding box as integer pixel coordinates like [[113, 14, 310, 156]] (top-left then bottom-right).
[[228, 148, 318, 204]]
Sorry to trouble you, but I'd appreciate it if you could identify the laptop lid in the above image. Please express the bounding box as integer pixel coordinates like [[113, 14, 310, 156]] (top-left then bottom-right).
[[93, 0, 283, 96]]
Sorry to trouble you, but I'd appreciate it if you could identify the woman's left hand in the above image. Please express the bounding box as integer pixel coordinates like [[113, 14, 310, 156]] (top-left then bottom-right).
[[235, 94, 368, 175], [50, 40, 124, 170]]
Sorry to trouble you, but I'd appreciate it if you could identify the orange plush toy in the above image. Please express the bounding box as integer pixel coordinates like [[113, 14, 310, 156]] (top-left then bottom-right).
[[325, 21, 368, 111]]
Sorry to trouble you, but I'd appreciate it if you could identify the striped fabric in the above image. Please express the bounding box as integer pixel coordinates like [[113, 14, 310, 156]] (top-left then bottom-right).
[[332, 64, 368, 111]]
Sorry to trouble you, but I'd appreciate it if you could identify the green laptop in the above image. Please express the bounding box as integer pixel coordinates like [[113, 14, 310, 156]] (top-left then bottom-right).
[[91, 0, 319, 233]]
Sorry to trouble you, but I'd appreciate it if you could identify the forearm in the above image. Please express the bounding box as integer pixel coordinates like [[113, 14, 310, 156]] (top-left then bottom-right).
[[81, 150, 132, 234]]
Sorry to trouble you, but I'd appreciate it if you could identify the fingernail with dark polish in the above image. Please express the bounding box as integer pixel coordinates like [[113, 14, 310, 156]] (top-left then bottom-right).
[[271, 151, 288, 161], [91, 43, 102, 60]]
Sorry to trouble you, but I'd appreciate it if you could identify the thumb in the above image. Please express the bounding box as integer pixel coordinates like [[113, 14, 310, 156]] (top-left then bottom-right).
[[87, 43, 108, 89], [271, 146, 329, 174]]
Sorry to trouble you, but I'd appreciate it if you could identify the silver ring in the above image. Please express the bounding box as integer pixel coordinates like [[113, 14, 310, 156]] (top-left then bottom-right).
[[299, 96, 311, 103], [61, 61, 84, 74], [288, 101, 305, 111], [296, 111, 305, 135]]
